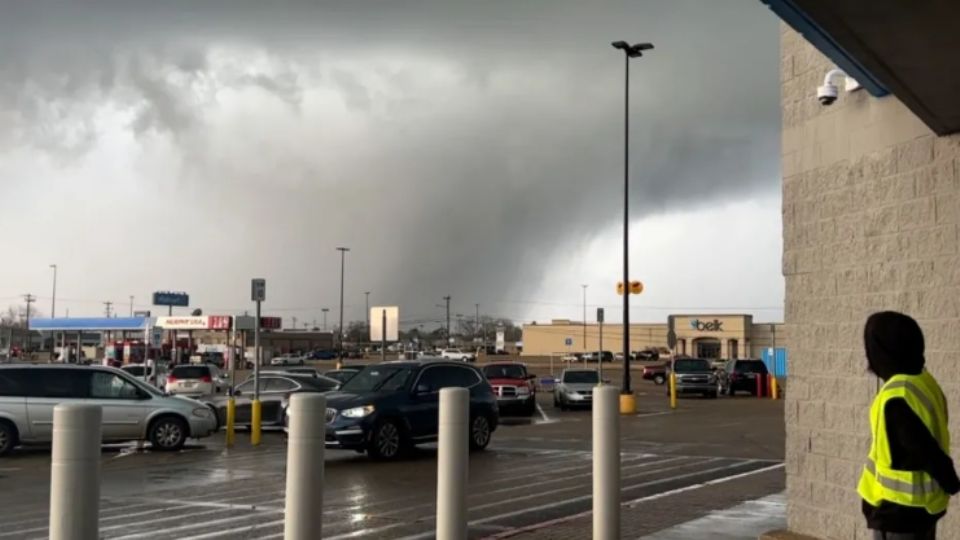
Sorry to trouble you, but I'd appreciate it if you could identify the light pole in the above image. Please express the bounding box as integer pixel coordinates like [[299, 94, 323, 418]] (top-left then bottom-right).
[[321, 308, 329, 332], [581, 284, 588, 352], [129, 296, 134, 317], [336, 247, 350, 358], [611, 40, 653, 410], [365, 291, 371, 345], [49, 264, 57, 317]]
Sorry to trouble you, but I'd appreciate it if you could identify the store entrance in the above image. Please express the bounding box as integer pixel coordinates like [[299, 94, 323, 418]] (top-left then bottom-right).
[[694, 338, 721, 359]]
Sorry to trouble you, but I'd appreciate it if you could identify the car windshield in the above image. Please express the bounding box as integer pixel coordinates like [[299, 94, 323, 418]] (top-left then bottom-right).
[[483, 365, 526, 379], [563, 371, 599, 384], [340, 365, 414, 393], [674, 359, 712, 372], [170, 366, 209, 379]]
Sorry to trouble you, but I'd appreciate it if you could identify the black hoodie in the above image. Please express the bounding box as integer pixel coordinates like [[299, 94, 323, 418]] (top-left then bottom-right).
[[862, 311, 960, 533]]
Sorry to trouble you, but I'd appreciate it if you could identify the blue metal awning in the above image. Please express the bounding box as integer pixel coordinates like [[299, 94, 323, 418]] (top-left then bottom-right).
[[29, 317, 151, 331]]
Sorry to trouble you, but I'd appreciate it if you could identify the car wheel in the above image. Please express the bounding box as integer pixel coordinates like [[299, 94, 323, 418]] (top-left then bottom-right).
[[653, 374, 666, 385], [470, 415, 493, 451], [524, 398, 537, 416], [368, 419, 403, 460], [149, 416, 188, 451], [0, 420, 18, 456]]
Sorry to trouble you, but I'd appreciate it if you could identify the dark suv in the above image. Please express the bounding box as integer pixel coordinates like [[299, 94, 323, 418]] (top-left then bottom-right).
[[718, 359, 770, 396], [323, 360, 499, 460]]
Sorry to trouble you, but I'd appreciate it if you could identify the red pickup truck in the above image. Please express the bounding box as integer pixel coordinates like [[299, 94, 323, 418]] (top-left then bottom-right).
[[641, 363, 667, 385], [482, 362, 537, 416]]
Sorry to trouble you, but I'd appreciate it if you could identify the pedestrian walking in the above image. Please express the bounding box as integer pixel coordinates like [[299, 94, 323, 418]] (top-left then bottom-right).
[[859, 311, 960, 539]]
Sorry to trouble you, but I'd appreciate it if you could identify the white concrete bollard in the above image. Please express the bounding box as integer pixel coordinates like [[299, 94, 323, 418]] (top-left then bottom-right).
[[284, 393, 326, 540], [437, 387, 469, 540], [593, 385, 620, 540], [49, 404, 102, 540]]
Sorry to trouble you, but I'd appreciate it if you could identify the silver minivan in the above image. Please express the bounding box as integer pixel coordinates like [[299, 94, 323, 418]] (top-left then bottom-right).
[[0, 364, 218, 456]]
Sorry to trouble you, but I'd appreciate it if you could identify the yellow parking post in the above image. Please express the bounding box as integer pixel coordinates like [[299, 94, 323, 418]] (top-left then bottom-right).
[[251, 399, 262, 446], [225, 397, 236, 447], [770, 375, 779, 400], [671, 372, 678, 408]]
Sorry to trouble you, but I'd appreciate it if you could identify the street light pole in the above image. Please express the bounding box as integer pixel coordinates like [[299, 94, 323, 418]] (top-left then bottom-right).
[[336, 247, 350, 358], [365, 291, 371, 344], [129, 296, 134, 317], [321, 308, 329, 332], [611, 40, 653, 411], [49, 264, 57, 317], [582, 284, 588, 352]]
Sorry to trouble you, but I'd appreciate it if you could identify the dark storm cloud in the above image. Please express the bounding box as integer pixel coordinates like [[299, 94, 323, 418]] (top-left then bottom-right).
[[0, 1, 780, 323]]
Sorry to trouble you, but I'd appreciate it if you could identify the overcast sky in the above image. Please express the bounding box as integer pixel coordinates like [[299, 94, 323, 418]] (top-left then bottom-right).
[[0, 0, 783, 329]]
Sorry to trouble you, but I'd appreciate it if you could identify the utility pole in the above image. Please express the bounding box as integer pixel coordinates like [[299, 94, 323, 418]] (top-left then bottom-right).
[[23, 294, 36, 352], [103, 301, 113, 318], [49, 264, 57, 317], [336, 247, 350, 358], [475, 304, 480, 346], [443, 296, 451, 346], [321, 308, 329, 331], [365, 291, 371, 343], [292, 316, 298, 330], [129, 296, 134, 317]]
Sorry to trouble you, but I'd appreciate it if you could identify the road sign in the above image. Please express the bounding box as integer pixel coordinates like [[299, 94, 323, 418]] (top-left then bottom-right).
[[150, 327, 164, 347], [564, 337, 573, 346], [369, 306, 399, 341], [596, 308, 605, 323], [667, 330, 677, 350], [251, 279, 266, 302], [152, 291, 189, 307]]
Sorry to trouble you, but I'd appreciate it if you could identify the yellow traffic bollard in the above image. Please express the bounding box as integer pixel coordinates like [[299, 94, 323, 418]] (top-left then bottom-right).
[[225, 397, 236, 447], [770, 375, 779, 400], [251, 399, 262, 446], [669, 372, 677, 409], [619, 392, 636, 415]]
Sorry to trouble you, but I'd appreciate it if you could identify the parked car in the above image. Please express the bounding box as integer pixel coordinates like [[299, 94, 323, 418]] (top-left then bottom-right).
[[321, 360, 498, 460], [718, 359, 770, 396], [270, 353, 306, 366], [264, 367, 322, 378], [0, 364, 217, 455], [642, 363, 668, 385], [671, 358, 718, 398], [165, 364, 227, 397], [190, 351, 225, 369], [205, 373, 339, 428], [554, 369, 600, 410], [308, 350, 337, 360], [120, 362, 167, 389], [482, 362, 537, 416], [561, 353, 583, 363], [439, 349, 476, 362], [584, 351, 614, 363]]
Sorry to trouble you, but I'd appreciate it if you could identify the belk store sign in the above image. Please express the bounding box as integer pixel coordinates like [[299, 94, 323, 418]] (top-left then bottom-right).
[[689, 319, 724, 332]]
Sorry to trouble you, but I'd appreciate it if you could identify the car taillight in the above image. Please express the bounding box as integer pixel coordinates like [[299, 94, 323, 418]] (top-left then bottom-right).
[[200, 375, 212, 383], [167, 375, 177, 383]]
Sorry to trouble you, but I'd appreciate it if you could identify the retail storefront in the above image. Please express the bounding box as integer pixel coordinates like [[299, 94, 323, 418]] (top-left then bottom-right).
[[520, 314, 784, 360]]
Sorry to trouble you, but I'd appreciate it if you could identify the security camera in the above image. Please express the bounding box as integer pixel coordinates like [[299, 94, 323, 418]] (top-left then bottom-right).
[[815, 68, 857, 106], [816, 83, 838, 106]]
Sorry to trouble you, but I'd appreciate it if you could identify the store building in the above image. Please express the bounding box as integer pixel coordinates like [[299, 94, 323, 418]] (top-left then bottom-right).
[[521, 314, 785, 359]]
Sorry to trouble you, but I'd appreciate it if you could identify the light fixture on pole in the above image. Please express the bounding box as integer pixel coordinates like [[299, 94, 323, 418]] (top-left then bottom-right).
[[611, 39, 653, 414]]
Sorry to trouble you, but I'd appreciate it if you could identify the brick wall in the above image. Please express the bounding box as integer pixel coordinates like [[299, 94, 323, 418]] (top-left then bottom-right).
[[781, 24, 960, 540]]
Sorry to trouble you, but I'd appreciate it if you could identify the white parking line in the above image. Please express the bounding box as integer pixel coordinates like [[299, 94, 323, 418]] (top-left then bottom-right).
[[480, 462, 786, 539], [176, 519, 285, 540], [393, 460, 761, 540]]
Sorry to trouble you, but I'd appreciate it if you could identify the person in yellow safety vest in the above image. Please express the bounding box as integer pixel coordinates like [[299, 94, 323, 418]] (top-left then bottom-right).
[[859, 312, 960, 539]]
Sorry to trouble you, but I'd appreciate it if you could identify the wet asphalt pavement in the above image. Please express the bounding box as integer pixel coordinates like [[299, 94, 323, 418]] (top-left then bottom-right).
[[0, 381, 785, 539]]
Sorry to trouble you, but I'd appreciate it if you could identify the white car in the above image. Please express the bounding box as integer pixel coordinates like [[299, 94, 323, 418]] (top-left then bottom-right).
[[270, 354, 305, 366], [440, 349, 476, 362], [120, 362, 167, 389], [165, 364, 226, 397]]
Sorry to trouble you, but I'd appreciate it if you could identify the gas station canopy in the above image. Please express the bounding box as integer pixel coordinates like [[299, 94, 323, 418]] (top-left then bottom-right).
[[29, 317, 151, 331]]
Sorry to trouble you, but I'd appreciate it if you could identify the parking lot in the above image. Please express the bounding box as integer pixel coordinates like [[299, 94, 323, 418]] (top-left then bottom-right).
[[0, 379, 784, 539]]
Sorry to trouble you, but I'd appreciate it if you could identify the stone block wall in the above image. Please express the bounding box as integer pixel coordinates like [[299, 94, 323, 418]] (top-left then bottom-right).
[[781, 24, 960, 540]]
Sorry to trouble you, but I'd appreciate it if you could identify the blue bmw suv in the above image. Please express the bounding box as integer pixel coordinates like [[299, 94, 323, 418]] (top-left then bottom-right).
[[322, 360, 499, 459]]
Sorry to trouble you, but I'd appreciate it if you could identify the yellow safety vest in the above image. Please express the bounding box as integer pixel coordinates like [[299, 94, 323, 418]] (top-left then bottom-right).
[[857, 370, 950, 514]]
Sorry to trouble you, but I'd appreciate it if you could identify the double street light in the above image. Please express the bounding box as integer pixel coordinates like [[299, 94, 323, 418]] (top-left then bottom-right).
[[611, 40, 653, 412]]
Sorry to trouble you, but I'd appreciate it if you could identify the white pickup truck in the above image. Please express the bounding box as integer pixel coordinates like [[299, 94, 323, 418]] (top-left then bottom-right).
[[440, 348, 476, 362]]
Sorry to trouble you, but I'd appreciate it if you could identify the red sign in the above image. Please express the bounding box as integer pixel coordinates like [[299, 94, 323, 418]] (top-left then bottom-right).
[[261, 317, 282, 330], [208, 316, 232, 330]]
